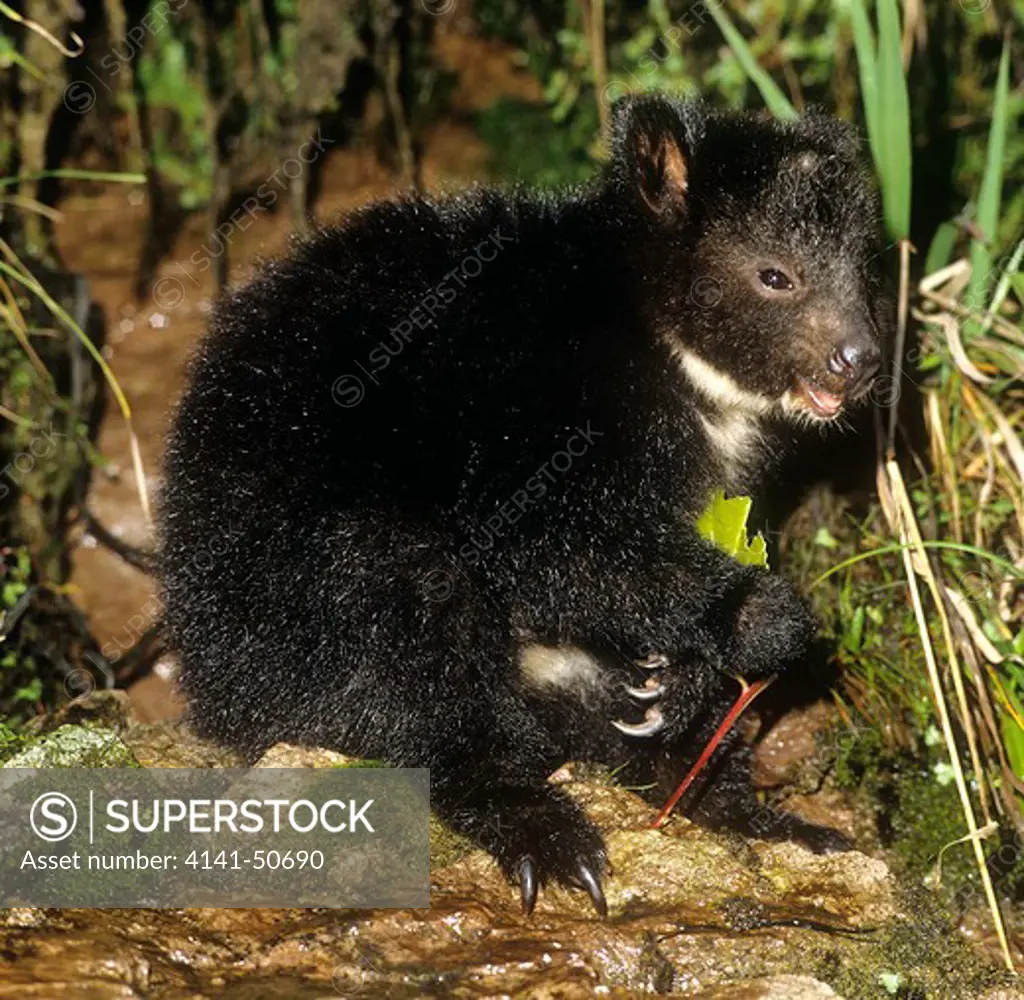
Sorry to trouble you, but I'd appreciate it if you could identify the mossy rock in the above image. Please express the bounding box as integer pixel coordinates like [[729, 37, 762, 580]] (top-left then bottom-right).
[[2, 724, 139, 768], [429, 814, 476, 869]]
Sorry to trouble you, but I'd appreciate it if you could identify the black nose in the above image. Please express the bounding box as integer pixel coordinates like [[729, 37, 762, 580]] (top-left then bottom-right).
[[828, 341, 881, 385]]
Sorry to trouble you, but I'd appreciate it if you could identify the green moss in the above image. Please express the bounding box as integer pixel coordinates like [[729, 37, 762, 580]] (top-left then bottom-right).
[[832, 719, 1024, 903], [0, 722, 25, 763], [428, 815, 476, 869], [833, 724, 888, 792], [814, 888, 1006, 1000], [2, 724, 140, 768], [889, 763, 971, 887]]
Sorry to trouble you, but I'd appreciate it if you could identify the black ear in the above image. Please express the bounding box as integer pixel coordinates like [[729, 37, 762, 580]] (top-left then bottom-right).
[[610, 94, 692, 216]]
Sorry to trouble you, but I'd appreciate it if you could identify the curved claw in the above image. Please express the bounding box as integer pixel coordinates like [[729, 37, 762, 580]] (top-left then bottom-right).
[[518, 856, 538, 916], [573, 860, 607, 918], [611, 706, 665, 738], [625, 682, 664, 702], [636, 653, 669, 670]]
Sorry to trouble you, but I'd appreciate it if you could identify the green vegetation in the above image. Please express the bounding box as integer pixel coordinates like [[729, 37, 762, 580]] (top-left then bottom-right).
[[697, 490, 769, 568], [1, 723, 140, 768]]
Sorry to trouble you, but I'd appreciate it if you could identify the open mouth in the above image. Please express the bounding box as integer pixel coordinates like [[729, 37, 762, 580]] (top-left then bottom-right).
[[795, 377, 845, 419]]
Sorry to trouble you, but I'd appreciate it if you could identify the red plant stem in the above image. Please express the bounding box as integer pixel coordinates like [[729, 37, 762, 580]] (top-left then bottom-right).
[[651, 674, 776, 830]]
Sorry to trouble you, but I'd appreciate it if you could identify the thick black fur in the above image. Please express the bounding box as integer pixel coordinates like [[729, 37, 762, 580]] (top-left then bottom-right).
[[159, 95, 887, 913]]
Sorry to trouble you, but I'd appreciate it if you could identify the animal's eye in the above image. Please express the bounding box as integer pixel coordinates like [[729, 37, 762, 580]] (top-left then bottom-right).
[[758, 268, 795, 292]]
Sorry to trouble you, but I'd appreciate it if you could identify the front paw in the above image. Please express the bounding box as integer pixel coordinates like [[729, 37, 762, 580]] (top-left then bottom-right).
[[611, 653, 669, 739], [727, 573, 816, 679], [480, 786, 609, 916], [611, 651, 722, 743]]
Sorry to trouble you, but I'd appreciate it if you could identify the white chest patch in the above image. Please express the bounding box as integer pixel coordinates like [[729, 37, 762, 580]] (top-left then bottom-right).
[[698, 410, 763, 484], [671, 347, 774, 415], [666, 344, 772, 487], [518, 643, 603, 696]]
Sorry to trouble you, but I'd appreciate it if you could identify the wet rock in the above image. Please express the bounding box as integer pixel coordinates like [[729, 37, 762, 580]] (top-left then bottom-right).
[[753, 701, 838, 790], [694, 975, 840, 998], [251, 743, 359, 768], [2, 724, 138, 768], [0, 773, 1013, 997], [121, 721, 245, 768], [756, 841, 895, 926], [771, 787, 862, 847]]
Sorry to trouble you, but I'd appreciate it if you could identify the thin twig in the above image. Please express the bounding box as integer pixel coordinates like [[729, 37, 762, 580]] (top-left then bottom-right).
[[887, 239, 913, 457], [81, 510, 154, 575], [0, 1, 84, 57]]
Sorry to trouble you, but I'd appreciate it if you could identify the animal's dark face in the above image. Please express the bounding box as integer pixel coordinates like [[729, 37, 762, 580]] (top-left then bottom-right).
[[608, 96, 886, 425]]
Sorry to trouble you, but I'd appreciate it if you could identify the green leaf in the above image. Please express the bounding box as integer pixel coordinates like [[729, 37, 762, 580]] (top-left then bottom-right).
[[969, 36, 1012, 322], [843, 605, 866, 653], [879, 972, 903, 995], [875, 0, 912, 239], [1011, 274, 1024, 305], [707, 3, 798, 120], [924, 220, 959, 277], [13, 678, 42, 703], [1002, 714, 1024, 781], [840, 0, 880, 171], [696, 491, 769, 568]]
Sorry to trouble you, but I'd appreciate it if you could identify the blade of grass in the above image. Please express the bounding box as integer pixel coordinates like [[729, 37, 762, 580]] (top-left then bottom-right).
[[887, 239, 912, 454], [0, 170, 146, 191], [925, 390, 962, 543], [968, 36, 1012, 328], [0, 1, 83, 57], [0, 275, 54, 387], [924, 220, 959, 277], [974, 387, 1024, 486], [0, 193, 63, 222], [1, 47, 45, 81], [886, 459, 1014, 972], [0, 404, 38, 429], [811, 540, 1024, 588], [979, 232, 1024, 338], [876, 0, 912, 240], [840, 0, 881, 176], [0, 247, 152, 526], [707, 3, 798, 120]]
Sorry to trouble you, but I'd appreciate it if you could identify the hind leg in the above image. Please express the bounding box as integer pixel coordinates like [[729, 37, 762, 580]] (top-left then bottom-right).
[[345, 630, 611, 914], [302, 523, 613, 914], [171, 511, 611, 913]]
